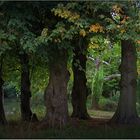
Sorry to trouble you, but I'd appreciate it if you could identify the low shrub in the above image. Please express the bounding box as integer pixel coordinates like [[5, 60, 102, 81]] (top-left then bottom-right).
[[3, 84, 17, 98], [99, 97, 117, 111]]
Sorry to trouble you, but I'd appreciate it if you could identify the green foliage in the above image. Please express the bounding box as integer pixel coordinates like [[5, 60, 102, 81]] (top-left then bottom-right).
[[7, 18, 37, 53], [3, 83, 17, 98], [0, 1, 140, 130], [91, 64, 104, 107], [99, 96, 117, 111], [87, 37, 121, 109]]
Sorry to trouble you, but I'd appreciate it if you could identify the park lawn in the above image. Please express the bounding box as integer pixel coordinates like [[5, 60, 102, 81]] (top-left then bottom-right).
[[1, 98, 140, 139], [4, 98, 114, 121], [0, 118, 140, 138]]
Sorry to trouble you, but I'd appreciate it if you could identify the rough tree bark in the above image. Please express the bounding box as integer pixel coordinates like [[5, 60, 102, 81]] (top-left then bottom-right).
[[20, 52, 38, 122], [44, 49, 70, 128], [0, 57, 7, 125], [71, 37, 90, 119], [110, 40, 140, 124]]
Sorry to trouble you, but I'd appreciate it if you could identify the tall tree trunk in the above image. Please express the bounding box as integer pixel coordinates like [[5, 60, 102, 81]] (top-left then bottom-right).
[[110, 40, 140, 124], [20, 53, 38, 122], [44, 49, 70, 128], [0, 57, 7, 125], [71, 37, 90, 119]]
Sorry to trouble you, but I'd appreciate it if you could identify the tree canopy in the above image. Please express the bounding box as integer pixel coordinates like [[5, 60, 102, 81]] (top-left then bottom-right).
[[0, 0, 140, 137]]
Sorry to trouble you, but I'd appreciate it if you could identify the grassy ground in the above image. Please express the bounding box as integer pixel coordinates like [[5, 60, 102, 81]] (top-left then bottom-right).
[[1, 118, 140, 139], [1, 98, 140, 139], [4, 98, 114, 121]]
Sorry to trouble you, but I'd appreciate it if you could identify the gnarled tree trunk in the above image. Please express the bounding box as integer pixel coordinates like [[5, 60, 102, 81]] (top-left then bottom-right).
[[110, 40, 140, 124], [44, 49, 70, 128], [71, 37, 90, 119], [20, 53, 38, 122], [0, 58, 7, 125]]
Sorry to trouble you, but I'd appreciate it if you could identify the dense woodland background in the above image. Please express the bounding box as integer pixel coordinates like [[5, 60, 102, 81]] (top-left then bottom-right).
[[0, 0, 140, 138]]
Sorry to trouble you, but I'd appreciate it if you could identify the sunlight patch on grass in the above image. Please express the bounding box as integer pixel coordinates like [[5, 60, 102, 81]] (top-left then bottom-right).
[[88, 109, 114, 119]]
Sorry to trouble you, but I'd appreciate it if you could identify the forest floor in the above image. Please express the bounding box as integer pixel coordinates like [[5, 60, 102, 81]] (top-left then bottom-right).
[[1, 98, 140, 138]]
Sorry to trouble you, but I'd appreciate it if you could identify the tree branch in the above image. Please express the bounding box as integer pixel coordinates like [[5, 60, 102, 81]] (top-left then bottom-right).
[[104, 74, 121, 81], [87, 56, 110, 66]]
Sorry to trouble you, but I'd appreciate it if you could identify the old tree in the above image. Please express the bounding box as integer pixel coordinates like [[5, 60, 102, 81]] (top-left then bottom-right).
[[0, 1, 140, 128]]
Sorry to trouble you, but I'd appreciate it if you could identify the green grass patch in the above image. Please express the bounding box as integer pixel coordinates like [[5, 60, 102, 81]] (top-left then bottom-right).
[[2, 98, 140, 138]]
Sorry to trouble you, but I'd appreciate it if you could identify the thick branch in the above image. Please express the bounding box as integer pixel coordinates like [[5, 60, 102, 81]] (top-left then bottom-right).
[[104, 74, 121, 81]]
